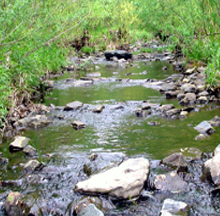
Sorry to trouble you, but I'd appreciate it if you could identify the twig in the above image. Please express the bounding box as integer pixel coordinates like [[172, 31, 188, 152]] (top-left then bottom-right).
[[0, 22, 23, 44]]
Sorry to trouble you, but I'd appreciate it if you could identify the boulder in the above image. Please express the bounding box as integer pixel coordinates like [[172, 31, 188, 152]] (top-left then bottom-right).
[[179, 93, 196, 105], [179, 111, 188, 118], [64, 101, 83, 111], [160, 199, 189, 216], [14, 115, 51, 129], [154, 171, 188, 192], [135, 108, 151, 117], [77, 204, 104, 216], [194, 121, 215, 135], [9, 136, 30, 152], [104, 50, 132, 60], [93, 105, 105, 113], [162, 153, 188, 172], [4, 192, 25, 216], [23, 159, 43, 172], [177, 93, 185, 101], [142, 102, 161, 110], [75, 157, 150, 200], [204, 154, 220, 185], [71, 121, 86, 130]]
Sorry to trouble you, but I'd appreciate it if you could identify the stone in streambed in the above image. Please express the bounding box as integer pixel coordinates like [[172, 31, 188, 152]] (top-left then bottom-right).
[[179, 93, 196, 106], [195, 133, 207, 141], [194, 121, 215, 135], [160, 199, 189, 216], [4, 192, 26, 216], [23, 159, 43, 172], [9, 136, 30, 152], [104, 50, 132, 60], [93, 105, 105, 113], [77, 204, 104, 216], [22, 145, 38, 157], [162, 153, 188, 172], [71, 121, 86, 130], [75, 157, 150, 200], [154, 171, 188, 192], [64, 101, 83, 111]]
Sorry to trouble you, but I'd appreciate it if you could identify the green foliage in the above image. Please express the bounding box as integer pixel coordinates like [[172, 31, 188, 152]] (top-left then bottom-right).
[[81, 46, 95, 55]]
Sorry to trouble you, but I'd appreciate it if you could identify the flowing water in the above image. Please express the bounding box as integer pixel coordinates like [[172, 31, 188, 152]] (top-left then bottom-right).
[[1, 58, 220, 215]]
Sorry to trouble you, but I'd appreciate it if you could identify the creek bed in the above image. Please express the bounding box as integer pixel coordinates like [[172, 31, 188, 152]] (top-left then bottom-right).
[[1, 58, 220, 215]]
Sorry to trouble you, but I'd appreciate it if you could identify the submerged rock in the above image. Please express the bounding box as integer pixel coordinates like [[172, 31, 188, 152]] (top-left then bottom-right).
[[9, 136, 30, 152], [194, 121, 215, 135], [75, 157, 150, 200], [160, 199, 189, 216], [71, 121, 86, 130], [77, 204, 104, 216], [64, 101, 83, 111], [162, 153, 188, 172], [154, 171, 188, 192]]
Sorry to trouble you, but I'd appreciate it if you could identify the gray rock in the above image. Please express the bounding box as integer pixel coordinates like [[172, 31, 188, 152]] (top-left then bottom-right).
[[204, 154, 220, 185], [180, 111, 188, 118], [78, 204, 104, 216], [84, 152, 125, 176], [162, 153, 188, 172], [14, 115, 51, 129], [142, 102, 161, 110], [111, 105, 124, 110], [181, 83, 196, 93], [75, 157, 150, 200], [9, 136, 30, 152], [71, 121, 86, 130], [157, 104, 174, 113], [93, 105, 105, 113], [23, 159, 42, 172], [165, 109, 181, 118], [195, 133, 207, 140], [147, 121, 159, 126], [194, 121, 215, 135], [177, 93, 185, 101], [154, 171, 188, 192], [22, 145, 38, 157], [198, 91, 209, 97], [64, 101, 83, 111], [160, 199, 189, 216], [184, 67, 195, 75], [197, 96, 208, 104], [0, 157, 9, 165], [4, 192, 26, 216], [179, 93, 196, 105]]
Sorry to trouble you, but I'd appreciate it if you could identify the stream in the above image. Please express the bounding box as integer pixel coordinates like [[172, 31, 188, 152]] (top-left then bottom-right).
[[1, 56, 220, 215]]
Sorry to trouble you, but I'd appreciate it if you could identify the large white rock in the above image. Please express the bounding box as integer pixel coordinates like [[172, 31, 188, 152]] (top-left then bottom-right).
[[204, 153, 220, 185], [75, 157, 150, 200], [9, 136, 30, 152]]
